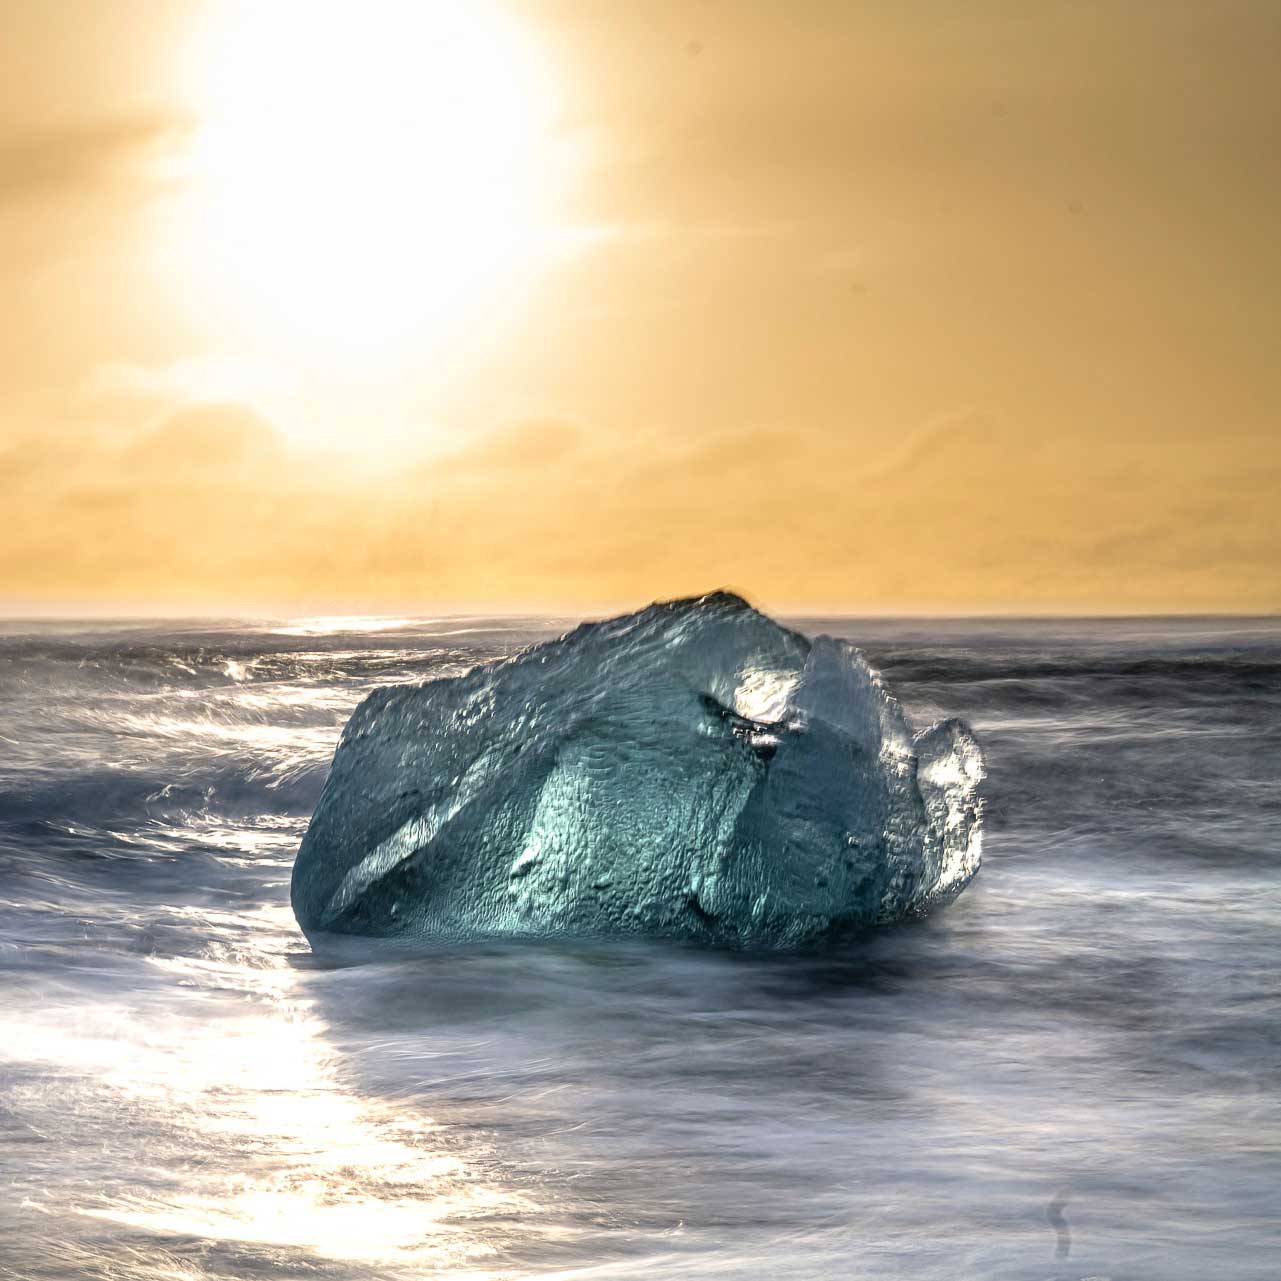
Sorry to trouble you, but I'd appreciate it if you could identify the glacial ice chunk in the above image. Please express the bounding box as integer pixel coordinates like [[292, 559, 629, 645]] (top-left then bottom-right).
[[291, 592, 984, 949]]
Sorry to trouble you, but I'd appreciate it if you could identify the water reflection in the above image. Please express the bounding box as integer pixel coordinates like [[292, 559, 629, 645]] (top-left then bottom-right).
[[271, 616, 423, 637], [5, 921, 525, 1277]]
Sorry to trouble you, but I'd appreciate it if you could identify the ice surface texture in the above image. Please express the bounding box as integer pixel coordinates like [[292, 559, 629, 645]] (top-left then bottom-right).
[[292, 592, 984, 949]]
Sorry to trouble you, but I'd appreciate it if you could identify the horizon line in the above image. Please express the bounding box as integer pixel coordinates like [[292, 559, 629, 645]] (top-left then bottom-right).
[[1, 607, 1278, 625]]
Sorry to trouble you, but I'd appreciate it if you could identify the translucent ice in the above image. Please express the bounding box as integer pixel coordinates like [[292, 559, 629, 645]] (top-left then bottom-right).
[[291, 592, 984, 949]]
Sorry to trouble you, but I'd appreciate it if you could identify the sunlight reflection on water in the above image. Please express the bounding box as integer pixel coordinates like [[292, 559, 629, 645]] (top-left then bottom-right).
[[6, 927, 526, 1277]]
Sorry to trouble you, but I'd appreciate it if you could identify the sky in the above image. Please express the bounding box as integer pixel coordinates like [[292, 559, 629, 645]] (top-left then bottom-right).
[[1, 0, 1278, 616]]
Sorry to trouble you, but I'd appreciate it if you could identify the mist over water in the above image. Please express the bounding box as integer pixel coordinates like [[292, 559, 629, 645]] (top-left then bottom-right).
[[1, 615, 1278, 1280]]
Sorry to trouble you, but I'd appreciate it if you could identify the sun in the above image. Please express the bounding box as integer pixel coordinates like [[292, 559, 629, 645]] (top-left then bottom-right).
[[178, 0, 556, 363]]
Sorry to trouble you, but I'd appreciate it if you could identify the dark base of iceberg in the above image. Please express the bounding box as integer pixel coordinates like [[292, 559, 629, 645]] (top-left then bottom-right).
[[291, 592, 984, 950]]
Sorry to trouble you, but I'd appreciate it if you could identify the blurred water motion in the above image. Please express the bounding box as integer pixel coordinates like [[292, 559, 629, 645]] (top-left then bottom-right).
[[0, 616, 1278, 1280], [19, 948, 516, 1272]]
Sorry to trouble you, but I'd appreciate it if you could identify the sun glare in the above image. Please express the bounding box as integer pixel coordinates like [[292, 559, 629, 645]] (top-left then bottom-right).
[[181, 0, 556, 362]]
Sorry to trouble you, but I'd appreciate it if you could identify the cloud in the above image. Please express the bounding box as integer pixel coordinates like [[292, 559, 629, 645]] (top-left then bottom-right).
[[126, 404, 284, 471], [0, 114, 184, 205], [448, 418, 584, 471], [83, 356, 296, 411], [0, 402, 1278, 614]]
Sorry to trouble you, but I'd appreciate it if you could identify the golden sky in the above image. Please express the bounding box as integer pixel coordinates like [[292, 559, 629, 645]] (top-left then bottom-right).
[[2, 0, 1278, 615]]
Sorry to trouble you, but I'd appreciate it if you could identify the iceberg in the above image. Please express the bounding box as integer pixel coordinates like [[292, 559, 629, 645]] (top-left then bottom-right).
[[291, 592, 984, 949]]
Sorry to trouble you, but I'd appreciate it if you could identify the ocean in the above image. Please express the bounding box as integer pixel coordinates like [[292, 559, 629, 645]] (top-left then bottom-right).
[[1, 615, 1277, 1281]]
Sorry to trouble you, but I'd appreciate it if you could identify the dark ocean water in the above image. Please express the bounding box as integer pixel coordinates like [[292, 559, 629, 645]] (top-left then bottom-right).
[[0, 615, 1278, 1281]]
